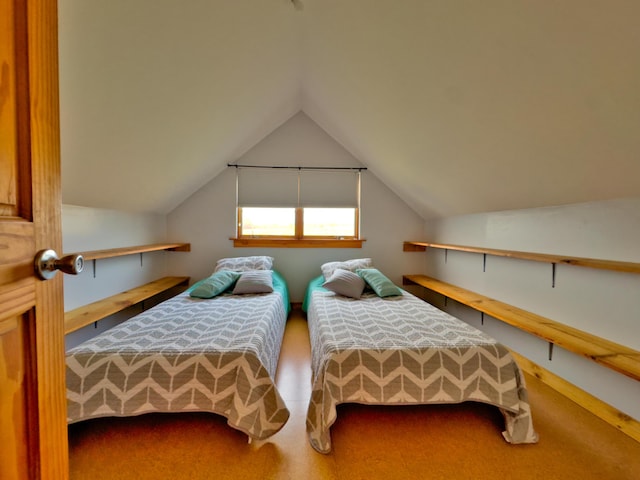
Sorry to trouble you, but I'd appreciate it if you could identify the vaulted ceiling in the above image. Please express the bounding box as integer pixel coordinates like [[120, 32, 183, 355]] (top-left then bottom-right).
[[58, 0, 640, 219]]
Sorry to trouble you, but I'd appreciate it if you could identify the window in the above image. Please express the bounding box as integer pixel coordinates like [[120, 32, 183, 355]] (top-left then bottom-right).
[[238, 207, 358, 238], [240, 207, 296, 237], [232, 166, 365, 248], [303, 208, 356, 237]]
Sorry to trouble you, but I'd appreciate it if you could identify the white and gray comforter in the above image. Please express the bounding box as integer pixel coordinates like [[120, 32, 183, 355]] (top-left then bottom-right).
[[306, 289, 538, 453], [66, 290, 290, 440]]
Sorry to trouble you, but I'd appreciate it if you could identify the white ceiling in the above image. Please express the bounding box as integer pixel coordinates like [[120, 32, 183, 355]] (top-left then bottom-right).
[[58, 0, 640, 219]]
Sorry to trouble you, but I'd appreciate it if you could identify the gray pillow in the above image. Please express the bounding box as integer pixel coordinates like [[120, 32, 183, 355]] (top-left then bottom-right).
[[214, 256, 274, 272], [323, 268, 366, 299], [321, 258, 373, 280], [232, 270, 274, 294]]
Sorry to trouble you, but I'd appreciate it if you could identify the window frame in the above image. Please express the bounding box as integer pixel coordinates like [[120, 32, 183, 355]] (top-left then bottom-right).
[[233, 207, 364, 248]]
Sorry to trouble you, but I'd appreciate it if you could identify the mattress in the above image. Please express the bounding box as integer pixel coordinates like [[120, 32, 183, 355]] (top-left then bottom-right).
[[66, 271, 290, 441], [304, 276, 538, 453]]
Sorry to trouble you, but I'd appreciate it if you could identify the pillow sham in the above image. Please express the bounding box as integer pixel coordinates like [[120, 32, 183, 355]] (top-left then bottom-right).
[[356, 268, 402, 297], [321, 258, 373, 280], [214, 256, 274, 273], [189, 270, 240, 299], [322, 268, 366, 299], [232, 270, 274, 295]]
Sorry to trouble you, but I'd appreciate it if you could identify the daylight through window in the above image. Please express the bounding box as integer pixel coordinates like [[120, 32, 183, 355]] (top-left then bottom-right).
[[232, 165, 364, 246]]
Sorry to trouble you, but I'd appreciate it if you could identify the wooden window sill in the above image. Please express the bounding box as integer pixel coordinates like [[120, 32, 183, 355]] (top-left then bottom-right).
[[232, 238, 365, 248]]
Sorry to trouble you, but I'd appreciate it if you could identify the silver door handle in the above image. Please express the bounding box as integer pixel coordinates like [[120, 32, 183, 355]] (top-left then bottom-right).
[[34, 249, 84, 280]]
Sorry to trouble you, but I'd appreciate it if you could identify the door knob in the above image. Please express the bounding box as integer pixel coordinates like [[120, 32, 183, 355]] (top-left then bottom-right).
[[34, 249, 84, 280]]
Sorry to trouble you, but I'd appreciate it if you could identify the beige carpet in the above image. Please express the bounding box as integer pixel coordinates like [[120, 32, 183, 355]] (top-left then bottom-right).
[[68, 311, 640, 480]]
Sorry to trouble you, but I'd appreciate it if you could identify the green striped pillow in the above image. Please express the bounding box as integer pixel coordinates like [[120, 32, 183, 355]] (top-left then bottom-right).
[[190, 270, 240, 298], [356, 268, 402, 297]]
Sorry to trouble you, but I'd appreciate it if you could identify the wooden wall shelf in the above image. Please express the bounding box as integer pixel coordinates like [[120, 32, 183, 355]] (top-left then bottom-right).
[[65, 276, 190, 334], [403, 241, 640, 442], [64, 243, 191, 335], [402, 274, 640, 382], [66, 242, 190, 261], [403, 241, 640, 275], [402, 273, 640, 442]]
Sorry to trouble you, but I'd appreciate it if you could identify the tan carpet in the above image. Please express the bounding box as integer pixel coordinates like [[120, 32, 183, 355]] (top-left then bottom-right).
[[68, 311, 640, 480]]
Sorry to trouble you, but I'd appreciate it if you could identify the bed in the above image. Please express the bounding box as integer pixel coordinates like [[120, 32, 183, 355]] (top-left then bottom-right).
[[66, 257, 291, 441], [303, 263, 538, 453]]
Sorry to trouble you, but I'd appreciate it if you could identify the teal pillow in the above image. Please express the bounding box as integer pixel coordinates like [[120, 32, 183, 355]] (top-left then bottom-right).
[[356, 268, 402, 297], [189, 271, 241, 299]]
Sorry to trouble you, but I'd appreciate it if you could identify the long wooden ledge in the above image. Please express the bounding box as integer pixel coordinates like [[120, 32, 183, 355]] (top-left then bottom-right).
[[402, 274, 640, 382], [66, 243, 191, 261], [64, 276, 190, 334], [403, 241, 640, 275]]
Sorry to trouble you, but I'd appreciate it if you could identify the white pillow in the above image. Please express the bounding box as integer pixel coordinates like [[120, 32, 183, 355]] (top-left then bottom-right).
[[214, 256, 274, 272], [232, 270, 274, 294], [322, 269, 366, 299], [321, 258, 373, 280]]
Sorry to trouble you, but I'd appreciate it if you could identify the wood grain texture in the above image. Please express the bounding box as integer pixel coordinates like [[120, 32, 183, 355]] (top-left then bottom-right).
[[0, 314, 30, 479], [28, 0, 69, 477], [1, 0, 68, 477], [64, 276, 190, 334], [0, 221, 35, 261], [67, 243, 191, 261], [233, 238, 364, 248], [0, 277, 35, 322], [403, 241, 640, 274], [403, 274, 640, 381], [0, 0, 18, 216], [510, 350, 640, 443]]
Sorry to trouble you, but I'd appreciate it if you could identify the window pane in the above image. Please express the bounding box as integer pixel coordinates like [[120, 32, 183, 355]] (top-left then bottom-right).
[[303, 208, 356, 237], [241, 207, 295, 236]]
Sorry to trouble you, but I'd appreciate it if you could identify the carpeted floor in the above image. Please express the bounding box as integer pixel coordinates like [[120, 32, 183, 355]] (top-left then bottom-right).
[[68, 310, 640, 479]]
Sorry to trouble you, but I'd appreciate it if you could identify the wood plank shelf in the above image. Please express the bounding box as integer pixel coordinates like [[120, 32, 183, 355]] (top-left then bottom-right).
[[66, 242, 190, 261], [403, 241, 640, 275], [64, 276, 190, 334], [402, 274, 640, 382]]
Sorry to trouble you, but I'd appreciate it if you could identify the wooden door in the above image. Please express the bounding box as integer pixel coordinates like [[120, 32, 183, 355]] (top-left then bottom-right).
[[1, 0, 69, 478]]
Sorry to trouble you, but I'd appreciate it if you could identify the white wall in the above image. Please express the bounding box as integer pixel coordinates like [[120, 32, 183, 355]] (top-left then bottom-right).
[[415, 197, 640, 421], [62, 205, 171, 348], [167, 112, 425, 301]]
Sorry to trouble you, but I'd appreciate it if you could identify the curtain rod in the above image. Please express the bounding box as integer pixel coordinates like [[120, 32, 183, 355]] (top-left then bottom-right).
[[227, 163, 366, 171]]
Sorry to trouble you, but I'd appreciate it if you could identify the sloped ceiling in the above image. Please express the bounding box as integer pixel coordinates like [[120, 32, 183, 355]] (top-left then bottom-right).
[[58, 0, 640, 219]]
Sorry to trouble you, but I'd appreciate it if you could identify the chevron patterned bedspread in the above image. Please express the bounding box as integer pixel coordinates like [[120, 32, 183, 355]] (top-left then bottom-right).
[[306, 289, 538, 453], [66, 289, 290, 440]]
